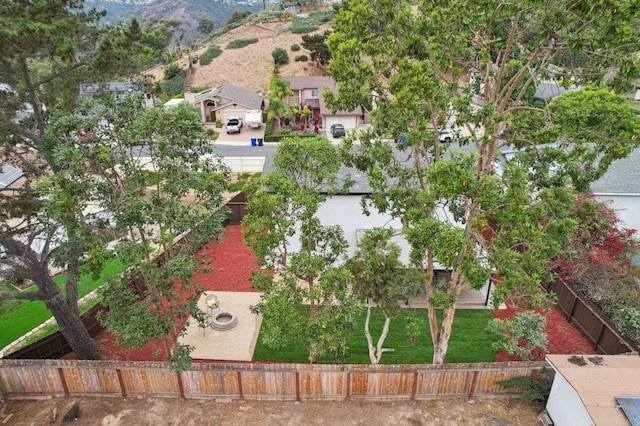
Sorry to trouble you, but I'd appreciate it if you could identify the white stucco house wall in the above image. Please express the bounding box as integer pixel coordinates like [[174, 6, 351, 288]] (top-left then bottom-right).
[[214, 144, 492, 306]]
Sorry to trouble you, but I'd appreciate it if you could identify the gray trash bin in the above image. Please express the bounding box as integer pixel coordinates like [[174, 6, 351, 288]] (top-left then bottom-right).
[[257, 138, 263, 146]]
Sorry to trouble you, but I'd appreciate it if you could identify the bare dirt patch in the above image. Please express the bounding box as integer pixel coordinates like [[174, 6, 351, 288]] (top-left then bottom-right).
[[1, 396, 543, 426]]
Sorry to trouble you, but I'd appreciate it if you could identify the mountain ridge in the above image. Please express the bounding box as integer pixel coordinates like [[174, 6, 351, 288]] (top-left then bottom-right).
[[87, 0, 270, 43]]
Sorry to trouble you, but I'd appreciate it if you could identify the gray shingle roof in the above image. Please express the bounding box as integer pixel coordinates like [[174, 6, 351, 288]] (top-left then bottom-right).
[[79, 82, 143, 97], [193, 83, 263, 110], [213, 144, 372, 193], [591, 147, 640, 195], [0, 163, 23, 188]]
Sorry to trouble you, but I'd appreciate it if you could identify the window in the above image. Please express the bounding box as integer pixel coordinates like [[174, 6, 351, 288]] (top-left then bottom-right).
[[311, 89, 318, 97]]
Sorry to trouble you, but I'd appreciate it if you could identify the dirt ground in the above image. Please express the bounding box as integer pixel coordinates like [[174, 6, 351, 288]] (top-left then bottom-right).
[[144, 17, 330, 95], [1, 396, 544, 426]]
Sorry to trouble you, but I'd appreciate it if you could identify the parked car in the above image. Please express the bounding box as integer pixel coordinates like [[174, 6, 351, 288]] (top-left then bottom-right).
[[226, 117, 243, 134], [192, 55, 199, 64], [330, 123, 345, 138], [438, 129, 454, 143]]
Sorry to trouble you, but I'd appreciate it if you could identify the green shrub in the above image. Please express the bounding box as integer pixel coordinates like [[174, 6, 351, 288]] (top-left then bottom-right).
[[189, 86, 207, 93], [272, 47, 289, 65], [225, 9, 253, 26], [199, 45, 223, 65], [163, 63, 183, 80], [291, 44, 301, 51], [497, 367, 554, 404], [290, 23, 319, 34], [206, 129, 219, 140], [487, 311, 548, 361], [264, 132, 318, 143], [612, 307, 640, 346], [294, 55, 308, 62], [162, 66, 187, 97], [227, 38, 259, 49], [215, 118, 223, 128]]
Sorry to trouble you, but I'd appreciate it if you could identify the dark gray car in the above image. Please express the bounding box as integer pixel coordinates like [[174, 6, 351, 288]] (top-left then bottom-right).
[[330, 124, 345, 138]]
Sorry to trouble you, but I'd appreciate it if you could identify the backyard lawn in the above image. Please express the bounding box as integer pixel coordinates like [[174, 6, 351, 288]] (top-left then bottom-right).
[[252, 307, 500, 364], [0, 258, 127, 349]]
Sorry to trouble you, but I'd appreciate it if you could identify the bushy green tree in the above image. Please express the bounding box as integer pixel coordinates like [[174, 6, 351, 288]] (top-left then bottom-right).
[[346, 228, 422, 364], [272, 48, 289, 66], [327, 0, 640, 364], [488, 311, 548, 361], [301, 31, 331, 67], [43, 97, 229, 369], [243, 136, 358, 363], [0, 0, 130, 360], [197, 19, 214, 36]]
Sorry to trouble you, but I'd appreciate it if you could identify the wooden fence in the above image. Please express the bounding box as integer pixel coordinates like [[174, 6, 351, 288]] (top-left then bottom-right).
[[0, 359, 545, 401], [543, 280, 637, 354]]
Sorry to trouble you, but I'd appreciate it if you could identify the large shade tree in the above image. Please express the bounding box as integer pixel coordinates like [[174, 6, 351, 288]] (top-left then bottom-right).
[[242, 136, 359, 362], [326, 0, 640, 364], [0, 0, 124, 359], [0, 0, 208, 360], [42, 96, 229, 369]]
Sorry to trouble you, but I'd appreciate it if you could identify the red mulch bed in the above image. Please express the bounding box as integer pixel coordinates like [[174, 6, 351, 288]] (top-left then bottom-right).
[[94, 225, 260, 361], [492, 307, 597, 362], [93, 224, 597, 362]]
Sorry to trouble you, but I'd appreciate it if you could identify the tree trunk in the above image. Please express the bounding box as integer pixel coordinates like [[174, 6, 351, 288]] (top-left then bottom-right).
[[1, 237, 101, 360], [364, 305, 376, 364], [374, 316, 392, 364], [46, 293, 102, 360], [432, 304, 456, 365]]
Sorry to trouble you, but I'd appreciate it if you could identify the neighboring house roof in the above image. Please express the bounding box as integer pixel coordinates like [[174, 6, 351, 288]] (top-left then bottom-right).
[[283, 76, 363, 116], [546, 354, 640, 426], [534, 80, 574, 101], [213, 144, 372, 194], [193, 83, 263, 111], [79, 82, 145, 98], [0, 163, 23, 189], [591, 147, 640, 195]]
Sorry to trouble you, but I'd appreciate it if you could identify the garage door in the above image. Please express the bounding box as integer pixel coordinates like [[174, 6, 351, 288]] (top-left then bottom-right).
[[324, 115, 357, 130], [222, 110, 249, 122]]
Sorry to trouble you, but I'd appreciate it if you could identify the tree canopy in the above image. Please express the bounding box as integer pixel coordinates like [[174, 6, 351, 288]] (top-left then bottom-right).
[[243, 136, 358, 362], [327, 0, 640, 364]]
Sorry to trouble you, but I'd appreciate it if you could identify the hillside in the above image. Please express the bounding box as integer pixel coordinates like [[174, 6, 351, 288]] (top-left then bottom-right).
[[87, 0, 266, 43], [146, 17, 332, 95]]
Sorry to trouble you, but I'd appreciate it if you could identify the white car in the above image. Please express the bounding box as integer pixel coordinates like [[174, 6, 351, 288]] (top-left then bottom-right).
[[438, 129, 454, 143], [226, 117, 243, 134]]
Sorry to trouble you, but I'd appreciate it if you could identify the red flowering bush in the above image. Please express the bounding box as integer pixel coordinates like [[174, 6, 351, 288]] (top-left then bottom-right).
[[552, 194, 640, 347]]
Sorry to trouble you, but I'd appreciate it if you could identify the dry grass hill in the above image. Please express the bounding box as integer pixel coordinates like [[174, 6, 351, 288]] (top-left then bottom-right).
[[145, 15, 332, 96]]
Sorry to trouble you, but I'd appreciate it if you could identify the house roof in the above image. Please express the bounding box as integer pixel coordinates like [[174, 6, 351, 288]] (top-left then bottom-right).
[[213, 144, 372, 194], [534, 81, 573, 101], [193, 83, 263, 110], [283, 76, 363, 116], [591, 147, 640, 195], [79, 82, 144, 97], [0, 163, 24, 188], [546, 354, 640, 426]]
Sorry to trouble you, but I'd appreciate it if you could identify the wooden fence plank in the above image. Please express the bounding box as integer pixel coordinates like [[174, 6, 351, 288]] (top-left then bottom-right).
[[0, 360, 545, 401]]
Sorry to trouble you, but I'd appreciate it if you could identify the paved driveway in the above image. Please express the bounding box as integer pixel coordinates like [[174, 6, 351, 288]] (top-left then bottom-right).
[[209, 123, 265, 146]]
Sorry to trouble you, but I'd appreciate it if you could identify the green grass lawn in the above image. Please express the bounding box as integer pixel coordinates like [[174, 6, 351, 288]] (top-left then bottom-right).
[[252, 307, 500, 364], [0, 258, 127, 349]]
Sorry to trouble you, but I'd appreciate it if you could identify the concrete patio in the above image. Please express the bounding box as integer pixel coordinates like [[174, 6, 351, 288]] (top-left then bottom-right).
[[179, 291, 263, 361]]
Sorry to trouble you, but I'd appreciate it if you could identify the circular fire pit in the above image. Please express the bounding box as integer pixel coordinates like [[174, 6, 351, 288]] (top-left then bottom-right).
[[210, 312, 238, 331]]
